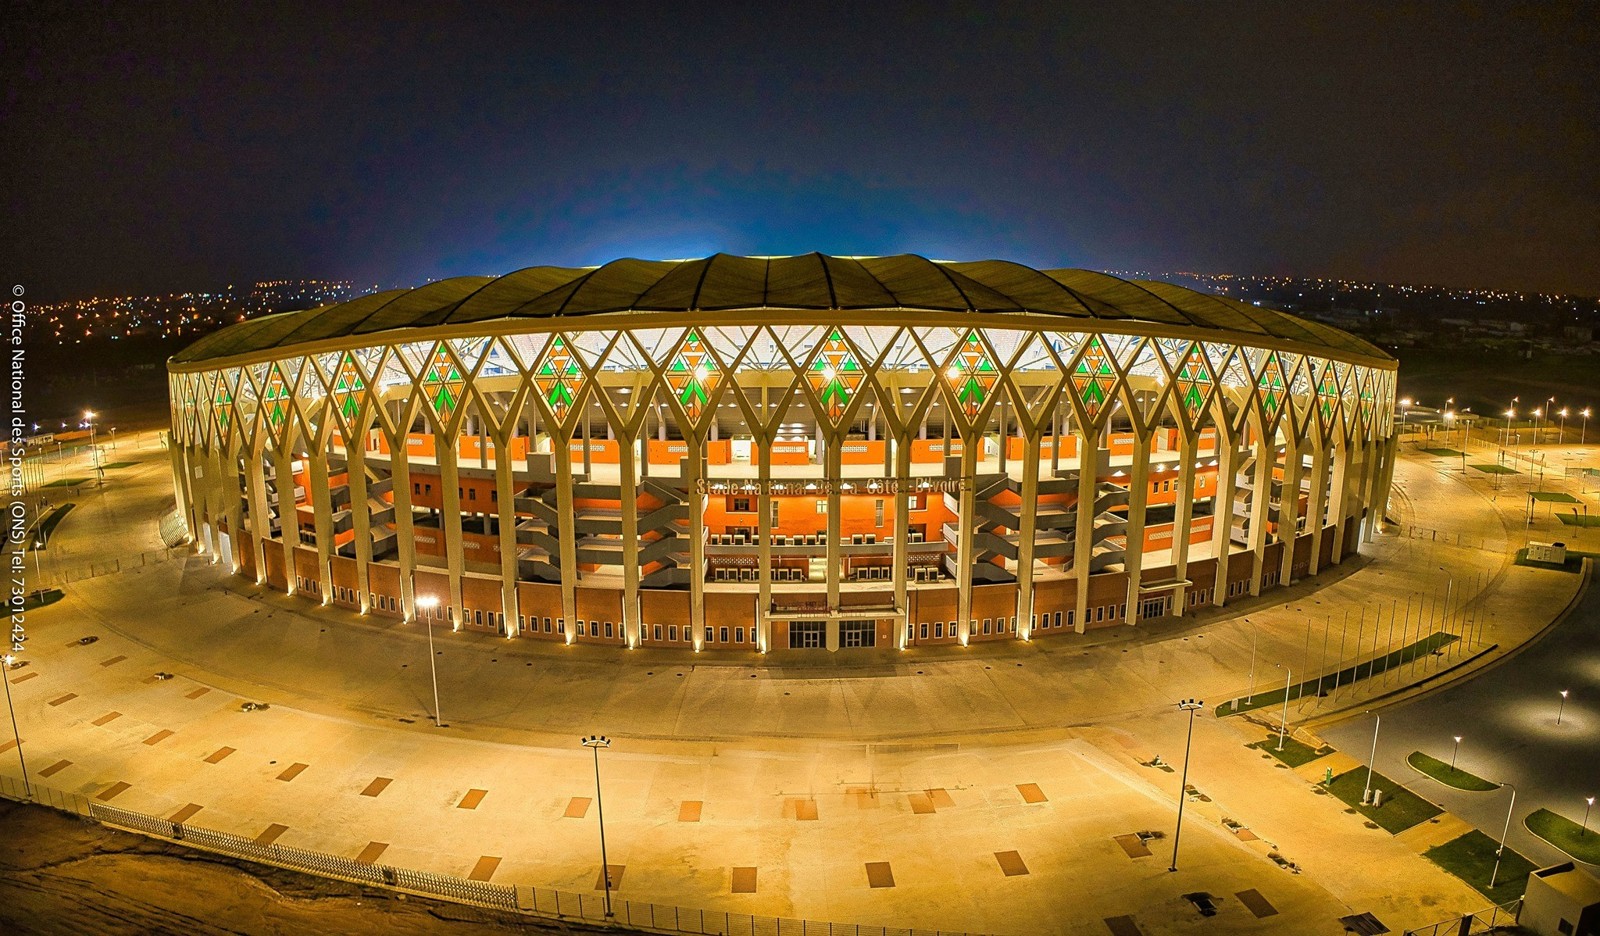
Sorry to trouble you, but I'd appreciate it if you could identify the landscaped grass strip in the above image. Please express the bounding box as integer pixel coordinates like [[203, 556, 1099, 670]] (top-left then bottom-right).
[[1469, 464, 1517, 474], [1424, 830, 1535, 905], [1247, 736, 1333, 768], [1325, 768, 1442, 834], [1217, 631, 1458, 717], [1406, 751, 1499, 791], [1525, 808, 1600, 865]]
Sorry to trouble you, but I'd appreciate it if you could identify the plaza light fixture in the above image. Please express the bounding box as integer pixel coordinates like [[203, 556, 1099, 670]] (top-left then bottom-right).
[[1275, 663, 1292, 751], [1, 654, 31, 800], [1362, 712, 1381, 805], [1557, 689, 1570, 726], [415, 595, 444, 727], [581, 735, 616, 918], [1451, 735, 1462, 770], [1582, 408, 1592, 446], [1168, 699, 1204, 873], [1489, 782, 1518, 890], [1584, 797, 1595, 838]]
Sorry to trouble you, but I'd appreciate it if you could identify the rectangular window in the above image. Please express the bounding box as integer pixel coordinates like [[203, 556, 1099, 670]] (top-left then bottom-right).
[[653, 625, 662, 641], [935, 622, 944, 638], [557, 619, 565, 634], [770, 500, 780, 527], [669, 625, 679, 642], [816, 499, 827, 513], [469, 488, 476, 500], [731, 497, 752, 513], [413, 482, 421, 494], [704, 627, 713, 644], [1066, 610, 1074, 627], [491, 490, 497, 501], [519, 615, 526, 628], [543, 617, 552, 632], [1053, 611, 1062, 628], [735, 626, 745, 643], [604, 621, 614, 638], [983, 618, 992, 635], [875, 499, 884, 527], [1095, 606, 1104, 622], [475, 609, 483, 626], [920, 622, 929, 639], [719, 626, 729, 643]]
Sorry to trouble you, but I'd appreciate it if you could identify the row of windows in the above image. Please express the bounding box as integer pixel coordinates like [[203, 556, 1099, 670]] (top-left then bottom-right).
[[411, 482, 499, 502]]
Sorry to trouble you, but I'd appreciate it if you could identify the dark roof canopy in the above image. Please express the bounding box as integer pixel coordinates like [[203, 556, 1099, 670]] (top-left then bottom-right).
[[171, 253, 1388, 365]]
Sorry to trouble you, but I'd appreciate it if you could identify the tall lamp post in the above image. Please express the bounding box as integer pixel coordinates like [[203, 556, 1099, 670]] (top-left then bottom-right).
[[1275, 663, 1292, 751], [1245, 618, 1257, 704], [1558, 408, 1568, 445], [1451, 735, 1462, 770], [1169, 699, 1204, 872], [581, 735, 615, 917], [1557, 690, 1570, 726], [414, 595, 444, 727], [1362, 712, 1381, 805], [1582, 408, 1591, 446], [1, 652, 30, 800], [1584, 797, 1594, 837], [84, 410, 103, 485], [1489, 782, 1518, 890]]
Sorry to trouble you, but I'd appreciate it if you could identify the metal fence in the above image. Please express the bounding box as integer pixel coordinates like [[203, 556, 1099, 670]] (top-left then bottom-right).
[[1403, 898, 1522, 935], [46, 546, 189, 585], [0, 777, 984, 936]]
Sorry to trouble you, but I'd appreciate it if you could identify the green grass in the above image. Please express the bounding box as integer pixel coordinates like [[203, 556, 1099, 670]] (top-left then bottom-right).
[[21, 589, 64, 612], [1558, 512, 1600, 527], [1424, 830, 1536, 905], [101, 460, 138, 469], [1326, 768, 1443, 834], [34, 503, 75, 547], [1421, 448, 1466, 457], [1248, 736, 1334, 768], [1514, 548, 1600, 572], [43, 477, 90, 488], [1217, 631, 1458, 717], [1529, 491, 1582, 503], [1526, 808, 1600, 865], [1469, 464, 1518, 474], [1406, 751, 1500, 791]]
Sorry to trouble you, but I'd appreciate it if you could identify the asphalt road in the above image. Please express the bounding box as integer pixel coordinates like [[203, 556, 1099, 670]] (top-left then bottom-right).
[[1322, 562, 1600, 870]]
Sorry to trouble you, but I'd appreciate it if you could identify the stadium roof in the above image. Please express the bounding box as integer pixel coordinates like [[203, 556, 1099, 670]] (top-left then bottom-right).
[[171, 253, 1390, 365]]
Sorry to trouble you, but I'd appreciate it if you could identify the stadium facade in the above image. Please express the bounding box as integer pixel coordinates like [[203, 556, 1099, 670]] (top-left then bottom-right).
[[166, 254, 1397, 652]]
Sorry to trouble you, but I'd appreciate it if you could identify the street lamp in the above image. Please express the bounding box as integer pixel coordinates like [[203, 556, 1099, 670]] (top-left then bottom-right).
[[1400, 398, 1413, 432], [1558, 690, 1569, 726], [1489, 782, 1518, 890], [1275, 663, 1292, 751], [1245, 618, 1257, 704], [415, 595, 444, 728], [581, 735, 615, 917], [1582, 408, 1591, 446], [1559, 408, 1568, 444], [1584, 797, 1595, 838], [1503, 408, 1516, 449], [1451, 735, 1462, 770], [1362, 712, 1381, 805], [1169, 699, 1204, 873], [1, 654, 31, 800]]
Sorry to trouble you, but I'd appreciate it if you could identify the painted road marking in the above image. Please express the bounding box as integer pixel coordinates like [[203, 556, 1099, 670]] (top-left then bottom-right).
[[169, 803, 203, 824], [204, 747, 235, 764], [254, 823, 289, 846], [39, 759, 71, 778], [457, 788, 488, 810], [48, 693, 78, 706], [468, 856, 501, 881], [731, 867, 757, 893], [1017, 783, 1047, 804], [143, 729, 174, 745], [92, 712, 122, 726], [97, 781, 131, 801], [563, 796, 590, 818], [360, 777, 393, 797], [355, 842, 389, 865], [994, 850, 1029, 876], [865, 861, 895, 888], [276, 763, 309, 782], [678, 800, 702, 822]]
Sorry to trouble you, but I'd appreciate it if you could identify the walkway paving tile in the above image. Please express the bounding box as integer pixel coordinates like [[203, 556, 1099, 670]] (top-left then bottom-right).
[[1235, 888, 1278, 918], [99, 655, 127, 667], [731, 867, 757, 893], [276, 762, 308, 782], [360, 776, 393, 797], [48, 693, 77, 706], [10, 671, 39, 684], [204, 746, 235, 764], [39, 759, 71, 778], [994, 850, 1029, 876], [907, 792, 936, 814], [169, 803, 203, 824], [253, 823, 289, 845], [1103, 916, 1143, 936], [91, 711, 122, 726], [468, 856, 501, 881], [185, 687, 211, 700], [457, 788, 488, 810], [1114, 834, 1153, 858], [96, 781, 131, 802], [927, 787, 956, 808], [1017, 782, 1048, 804], [563, 796, 590, 817], [787, 797, 819, 820], [143, 729, 174, 745], [355, 842, 389, 865], [594, 864, 624, 890], [865, 861, 895, 888], [678, 800, 702, 821]]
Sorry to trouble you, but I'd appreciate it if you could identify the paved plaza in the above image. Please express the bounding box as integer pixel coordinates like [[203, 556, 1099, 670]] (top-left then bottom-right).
[[5, 425, 1596, 934]]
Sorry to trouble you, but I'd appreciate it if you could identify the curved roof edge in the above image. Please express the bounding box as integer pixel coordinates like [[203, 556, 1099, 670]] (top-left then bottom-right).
[[170, 253, 1392, 366]]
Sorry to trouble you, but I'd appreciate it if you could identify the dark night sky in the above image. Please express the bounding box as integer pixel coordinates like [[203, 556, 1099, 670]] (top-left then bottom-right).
[[6, 2, 1598, 300]]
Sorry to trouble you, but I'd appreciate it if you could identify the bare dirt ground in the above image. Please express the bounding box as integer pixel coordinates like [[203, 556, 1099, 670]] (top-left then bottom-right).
[[0, 801, 634, 936]]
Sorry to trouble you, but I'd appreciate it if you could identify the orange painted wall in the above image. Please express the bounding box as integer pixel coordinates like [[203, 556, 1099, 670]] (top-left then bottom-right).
[[367, 562, 403, 619], [910, 439, 964, 462], [838, 440, 887, 465], [770, 440, 810, 465]]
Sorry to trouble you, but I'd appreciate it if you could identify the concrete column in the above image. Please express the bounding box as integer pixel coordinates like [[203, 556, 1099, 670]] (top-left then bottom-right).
[[346, 431, 373, 611], [389, 424, 419, 619], [243, 445, 272, 584], [1246, 437, 1274, 597], [1072, 435, 1099, 633], [617, 427, 640, 648], [203, 443, 228, 562], [1328, 437, 1353, 563], [306, 449, 335, 602], [1014, 431, 1041, 639], [955, 432, 977, 646], [1209, 436, 1238, 607], [493, 429, 520, 638], [1304, 438, 1332, 576], [686, 437, 706, 650], [892, 430, 912, 649], [552, 427, 579, 641], [1123, 433, 1152, 625], [824, 435, 843, 651], [269, 447, 296, 594], [1277, 439, 1306, 586], [435, 434, 466, 628], [170, 438, 199, 544], [756, 433, 774, 653], [1170, 433, 1198, 615]]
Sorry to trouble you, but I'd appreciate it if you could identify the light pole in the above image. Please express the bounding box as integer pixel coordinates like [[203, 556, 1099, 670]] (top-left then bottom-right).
[[1557, 689, 1569, 726], [1489, 782, 1518, 890], [1169, 699, 1204, 873], [1582, 408, 1591, 446], [1275, 663, 1292, 751], [582, 735, 615, 917], [1451, 735, 1462, 771], [415, 595, 444, 727], [1400, 398, 1412, 433], [0, 652, 30, 800], [1245, 618, 1257, 704], [1558, 408, 1568, 445], [1362, 711, 1381, 805], [1584, 797, 1594, 837]]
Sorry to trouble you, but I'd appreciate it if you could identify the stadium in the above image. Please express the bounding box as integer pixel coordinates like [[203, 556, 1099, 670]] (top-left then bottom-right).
[[165, 253, 1397, 652]]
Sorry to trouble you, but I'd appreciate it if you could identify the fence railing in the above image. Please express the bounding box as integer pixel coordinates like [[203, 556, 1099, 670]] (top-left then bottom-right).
[[1403, 897, 1522, 935], [44, 546, 189, 585], [0, 776, 985, 936]]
